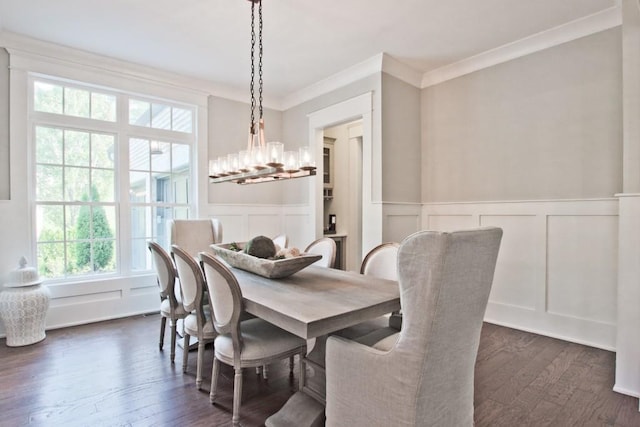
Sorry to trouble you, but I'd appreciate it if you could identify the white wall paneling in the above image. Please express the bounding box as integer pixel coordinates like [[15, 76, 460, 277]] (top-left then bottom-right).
[[23, 275, 158, 333], [423, 198, 618, 351], [382, 203, 422, 245], [202, 204, 312, 250]]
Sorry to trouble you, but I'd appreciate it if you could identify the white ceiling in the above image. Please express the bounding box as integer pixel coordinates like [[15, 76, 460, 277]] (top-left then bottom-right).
[[0, 0, 618, 98]]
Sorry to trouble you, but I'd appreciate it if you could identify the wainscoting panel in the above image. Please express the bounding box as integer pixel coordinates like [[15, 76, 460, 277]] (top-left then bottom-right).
[[212, 214, 245, 243], [247, 214, 281, 241], [382, 203, 422, 244], [481, 215, 539, 311], [283, 213, 315, 249], [203, 204, 312, 249], [42, 274, 158, 331], [423, 199, 618, 350], [547, 215, 618, 325], [425, 214, 476, 231]]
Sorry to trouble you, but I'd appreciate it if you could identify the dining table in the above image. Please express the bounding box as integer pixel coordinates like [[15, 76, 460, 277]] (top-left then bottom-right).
[[231, 265, 400, 427]]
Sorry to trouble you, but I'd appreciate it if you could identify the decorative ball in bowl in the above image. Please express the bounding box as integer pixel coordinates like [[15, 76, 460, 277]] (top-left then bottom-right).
[[211, 237, 321, 279]]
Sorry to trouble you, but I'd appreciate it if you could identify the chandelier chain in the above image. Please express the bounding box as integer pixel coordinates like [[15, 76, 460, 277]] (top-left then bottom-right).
[[249, 0, 256, 131], [258, 0, 263, 119]]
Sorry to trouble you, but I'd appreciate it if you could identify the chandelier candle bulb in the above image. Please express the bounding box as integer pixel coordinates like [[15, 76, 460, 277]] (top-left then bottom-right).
[[239, 150, 251, 172], [266, 141, 284, 167], [219, 156, 230, 176], [283, 151, 299, 173], [299, 146, 315, 170], [209, 159, 219, 177], [252, 144, 267, 170], [227, 153, 239, 174]]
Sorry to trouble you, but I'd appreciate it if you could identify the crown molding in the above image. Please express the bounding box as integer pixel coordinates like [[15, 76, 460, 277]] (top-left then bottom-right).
[[0, 30, 282, 109], [280, 53, 383, 111], [381, 54, 423, 88], [280, 52, 424, 111], [422, 5, 622, 88]]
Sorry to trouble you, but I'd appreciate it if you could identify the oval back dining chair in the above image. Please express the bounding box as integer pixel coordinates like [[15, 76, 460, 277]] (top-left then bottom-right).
[[171, 245, 216, 390], [304, 237, 336, 268], [326, 227, 503, 427], [148, 241, 188, 364], [360, 242, 400, 280], [200, 252, 307, 427], [333, 242, 401, 343], [362, 242, 404, 331], [272, 234, 288, 250]]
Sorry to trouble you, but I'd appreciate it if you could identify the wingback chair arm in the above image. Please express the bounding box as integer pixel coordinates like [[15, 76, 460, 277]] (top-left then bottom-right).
[[326, 335, 404, 427]]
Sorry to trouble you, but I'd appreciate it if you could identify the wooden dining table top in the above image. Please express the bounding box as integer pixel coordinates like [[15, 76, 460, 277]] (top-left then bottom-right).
[[232, 265, 400, 339]]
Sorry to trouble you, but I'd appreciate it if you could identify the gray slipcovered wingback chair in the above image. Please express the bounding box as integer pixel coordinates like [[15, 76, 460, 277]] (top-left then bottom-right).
[[171, 245, 217, 390], [326, 227, 503, 427], [199, 252, 307, 427], [304, 237, 336, 268], [169, 218, 223, 258], [148, 241, 188, 364]]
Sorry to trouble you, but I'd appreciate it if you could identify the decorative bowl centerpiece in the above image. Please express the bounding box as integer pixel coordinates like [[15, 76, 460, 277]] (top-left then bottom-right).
[[211, 241, 321, 279]]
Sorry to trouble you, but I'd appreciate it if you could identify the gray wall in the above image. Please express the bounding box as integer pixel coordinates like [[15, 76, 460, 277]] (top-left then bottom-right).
[[207, 95, 285, 204], [0, 48, 8, 199], [422, 28, 622, 203], [381, 73, 421, 203]]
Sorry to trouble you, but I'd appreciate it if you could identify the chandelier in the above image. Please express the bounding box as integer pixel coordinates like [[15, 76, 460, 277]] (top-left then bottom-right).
[[209, 0, 316, 184]]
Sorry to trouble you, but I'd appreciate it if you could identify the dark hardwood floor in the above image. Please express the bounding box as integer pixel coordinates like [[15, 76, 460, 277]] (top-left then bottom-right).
[[1, 314, 638, 426]]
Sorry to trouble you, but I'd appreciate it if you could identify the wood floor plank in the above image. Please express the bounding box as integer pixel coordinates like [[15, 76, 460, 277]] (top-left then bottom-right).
[[549, 388, 599, 426], [489, 336, 566, 405], [544, 360, 592, 407], [1, 315, 639, 426], [527, 399, 563, 426]]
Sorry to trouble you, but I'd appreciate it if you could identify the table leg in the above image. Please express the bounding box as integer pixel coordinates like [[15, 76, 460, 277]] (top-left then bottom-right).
[[265, 336, 328, 427]]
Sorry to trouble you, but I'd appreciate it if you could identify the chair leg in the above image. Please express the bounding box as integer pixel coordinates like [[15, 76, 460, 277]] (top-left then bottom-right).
[[299, 352, 306, 392], [210, 357, 220, 404], [232, 367, 243, 426], [169, 319, 177, 364], [196, 340, 206, 389], [182, 334, 190, 373], [289, 355, 294, 375], [263, 364, 269, 379], [159, 316, 167, 350]]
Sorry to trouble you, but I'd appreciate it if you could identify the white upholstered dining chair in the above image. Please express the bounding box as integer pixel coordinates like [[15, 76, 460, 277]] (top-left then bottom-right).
[[333, 242, 400, 343], [272, 234, 288, 250], [169, 218, 223, 258], [325, 227, 503, 427], [199, 252, 307, 426], [148, 241, 188, 364], [304, 237, 336, 268], [171, 245, 217, 390]]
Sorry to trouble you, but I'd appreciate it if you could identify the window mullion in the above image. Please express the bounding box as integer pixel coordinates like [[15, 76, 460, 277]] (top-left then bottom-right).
[[118, 94, 132, 275]]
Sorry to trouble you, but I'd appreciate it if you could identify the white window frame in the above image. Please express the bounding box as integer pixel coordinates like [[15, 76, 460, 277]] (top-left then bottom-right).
[[29, 74, 198, 283]]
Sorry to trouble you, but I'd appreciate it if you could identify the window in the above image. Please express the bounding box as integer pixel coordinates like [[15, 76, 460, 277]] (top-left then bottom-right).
[[129, 99, 193, 133], [34, 81, 117, 121], [35, 126, 116, 277], [129, 138, 191, 270], [31, 77, 196, 279]]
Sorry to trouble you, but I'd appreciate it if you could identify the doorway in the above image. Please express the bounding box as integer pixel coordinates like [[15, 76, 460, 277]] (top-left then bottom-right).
[[307, 92, 382, 270], [322, 121, 363, 271]]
